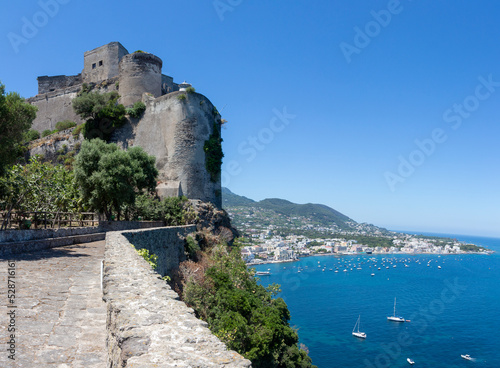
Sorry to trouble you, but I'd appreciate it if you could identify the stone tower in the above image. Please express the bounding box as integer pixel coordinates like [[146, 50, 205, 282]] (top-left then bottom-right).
[[118, 52, 162, 107]]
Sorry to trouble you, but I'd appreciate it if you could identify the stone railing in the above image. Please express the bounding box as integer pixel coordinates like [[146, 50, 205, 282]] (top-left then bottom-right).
[[0, 221, 165, 256], [103, 227, 252, 367], [0, 221, 164, 243]]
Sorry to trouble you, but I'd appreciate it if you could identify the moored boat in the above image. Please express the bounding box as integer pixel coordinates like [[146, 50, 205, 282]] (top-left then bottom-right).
[[352, 315, 366, 339], [256, 271, 271, 276], [387, 297, 405, 322]]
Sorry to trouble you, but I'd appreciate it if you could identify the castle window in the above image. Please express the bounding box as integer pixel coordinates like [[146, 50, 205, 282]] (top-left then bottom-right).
[[92, 63, 96, 69], [99, 60, 103, 66]]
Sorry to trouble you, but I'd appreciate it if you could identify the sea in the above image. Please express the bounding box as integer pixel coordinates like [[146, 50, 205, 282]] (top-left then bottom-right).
[[253, 233, 500, 368]]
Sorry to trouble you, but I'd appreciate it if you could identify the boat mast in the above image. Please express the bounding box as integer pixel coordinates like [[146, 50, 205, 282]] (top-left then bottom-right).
[[393, 297, 396, 317]]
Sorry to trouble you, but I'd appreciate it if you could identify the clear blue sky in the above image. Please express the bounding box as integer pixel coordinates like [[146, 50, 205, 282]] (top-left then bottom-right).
[[1, 1, 499, 237]]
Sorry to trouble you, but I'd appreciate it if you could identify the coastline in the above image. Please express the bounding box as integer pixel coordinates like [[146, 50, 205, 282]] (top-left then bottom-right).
[[247, 249, 494, 266]]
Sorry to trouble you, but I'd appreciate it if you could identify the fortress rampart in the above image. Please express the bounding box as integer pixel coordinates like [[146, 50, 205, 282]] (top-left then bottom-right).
[[104, 227, 252, 367], [26, 42, 221, 207]]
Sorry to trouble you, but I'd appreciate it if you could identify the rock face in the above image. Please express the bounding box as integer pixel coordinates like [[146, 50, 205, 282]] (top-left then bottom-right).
[[124, 91, 222, 207], [191, 200, 239, 244]]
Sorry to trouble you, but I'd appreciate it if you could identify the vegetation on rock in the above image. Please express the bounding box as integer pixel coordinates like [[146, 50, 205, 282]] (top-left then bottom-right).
[[24, 129, 40, 142], [55, 120, 77, 131], [204, 122, 224, 182], [174, 237, 317, 368], [0, 82, 38, 176], [72, 90, 126, 141], [126, 101, 146, 118]]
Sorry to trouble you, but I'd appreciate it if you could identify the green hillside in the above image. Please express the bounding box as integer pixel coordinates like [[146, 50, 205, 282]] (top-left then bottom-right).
[[222, 188, 355, 230]]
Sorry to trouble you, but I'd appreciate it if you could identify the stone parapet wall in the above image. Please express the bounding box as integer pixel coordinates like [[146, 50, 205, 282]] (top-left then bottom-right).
[[38, 74, 82, 94], [0, 221, 165, 244], [103, 228, 252, 367]]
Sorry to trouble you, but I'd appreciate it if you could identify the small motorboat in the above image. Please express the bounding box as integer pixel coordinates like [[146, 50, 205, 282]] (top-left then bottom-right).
[[461, 354, 472, 360], [255, 271, 271, 276], [407, 358, 415, 365]]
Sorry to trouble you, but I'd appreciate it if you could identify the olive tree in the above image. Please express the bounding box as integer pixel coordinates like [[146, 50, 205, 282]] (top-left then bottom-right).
[[73, 139, 158, 220]]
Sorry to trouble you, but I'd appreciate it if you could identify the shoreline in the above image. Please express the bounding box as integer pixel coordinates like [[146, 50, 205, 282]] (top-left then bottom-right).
[[246, 250, 494, 266]]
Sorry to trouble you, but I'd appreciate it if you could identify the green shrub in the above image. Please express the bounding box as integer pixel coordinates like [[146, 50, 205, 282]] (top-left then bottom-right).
[[182, 243, 317, 368], [185, 235, 201, 260], [55, 120, 77, 132], [204, 123, 224, 182], [42, 129, 54, 137], [24, 129, 40, 142], [126, 101, 146, 118], [72, 124, 84, 139], [186, 86, 195, 94], [72, 91, 126, 141], [134, 50, 145, 53], [135, 247, 158, 270], [177, 94, 186, 101]]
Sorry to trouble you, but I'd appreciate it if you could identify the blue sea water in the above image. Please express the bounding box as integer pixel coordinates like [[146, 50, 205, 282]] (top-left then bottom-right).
[[253, 234, 500, 368]]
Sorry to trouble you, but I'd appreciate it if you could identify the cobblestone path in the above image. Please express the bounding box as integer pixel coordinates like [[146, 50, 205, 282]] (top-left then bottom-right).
[[0, 241, 106, 367]]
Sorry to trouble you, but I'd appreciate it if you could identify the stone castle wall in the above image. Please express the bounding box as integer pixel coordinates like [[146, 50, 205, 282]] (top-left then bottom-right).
[[130, 91, 222, 207], [27, 86, 84, 131], [104, 227, 252, 367], [82, 42, 129, 84], [38, 74, 82, 94]]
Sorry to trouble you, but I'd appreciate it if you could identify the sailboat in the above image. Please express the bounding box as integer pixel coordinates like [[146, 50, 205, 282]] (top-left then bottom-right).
[[387, 297, 405, 322], [352, 315, 366, 339]]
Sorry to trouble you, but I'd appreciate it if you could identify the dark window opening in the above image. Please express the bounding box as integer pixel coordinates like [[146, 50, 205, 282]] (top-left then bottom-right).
[[49, 88, 55, 92], [92, 63, 96, 69], [99, 60, 103, 66]]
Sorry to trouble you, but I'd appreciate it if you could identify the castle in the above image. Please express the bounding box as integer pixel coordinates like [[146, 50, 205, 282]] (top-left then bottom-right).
[[27, 42, 222, 207]]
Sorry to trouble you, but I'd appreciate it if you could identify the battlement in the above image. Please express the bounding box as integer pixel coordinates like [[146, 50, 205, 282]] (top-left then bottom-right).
[[37, 74, 82, 94]]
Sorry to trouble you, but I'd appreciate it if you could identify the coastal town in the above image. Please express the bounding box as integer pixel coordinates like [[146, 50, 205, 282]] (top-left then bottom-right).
[[224, 204, 491, 265], [240, 231, 488, 265]]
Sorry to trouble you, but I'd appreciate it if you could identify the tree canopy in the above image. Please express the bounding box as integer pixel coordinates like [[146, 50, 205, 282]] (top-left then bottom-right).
[[0, 156, 79, 229], [72, 90, 126, 141], [73, 139, 158, 220], [0, 82, 38, 176]]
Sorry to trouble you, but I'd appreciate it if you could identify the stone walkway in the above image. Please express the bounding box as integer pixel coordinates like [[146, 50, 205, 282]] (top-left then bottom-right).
[[0, 241, 106, 367]]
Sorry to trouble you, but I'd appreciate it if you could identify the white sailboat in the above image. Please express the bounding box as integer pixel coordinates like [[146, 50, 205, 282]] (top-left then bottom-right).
[[387, 297, 405, 322], [407, 358, 415, 365], [352, 315, 366, 339]]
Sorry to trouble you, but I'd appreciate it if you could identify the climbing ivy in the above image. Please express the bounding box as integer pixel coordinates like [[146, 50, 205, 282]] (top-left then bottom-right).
[[203, 122, 224, 182]]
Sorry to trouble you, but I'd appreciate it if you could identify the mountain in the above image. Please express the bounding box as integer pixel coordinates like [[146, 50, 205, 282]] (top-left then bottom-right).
[[222, 187, 359, 231], [221, 187, 255, 207]]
